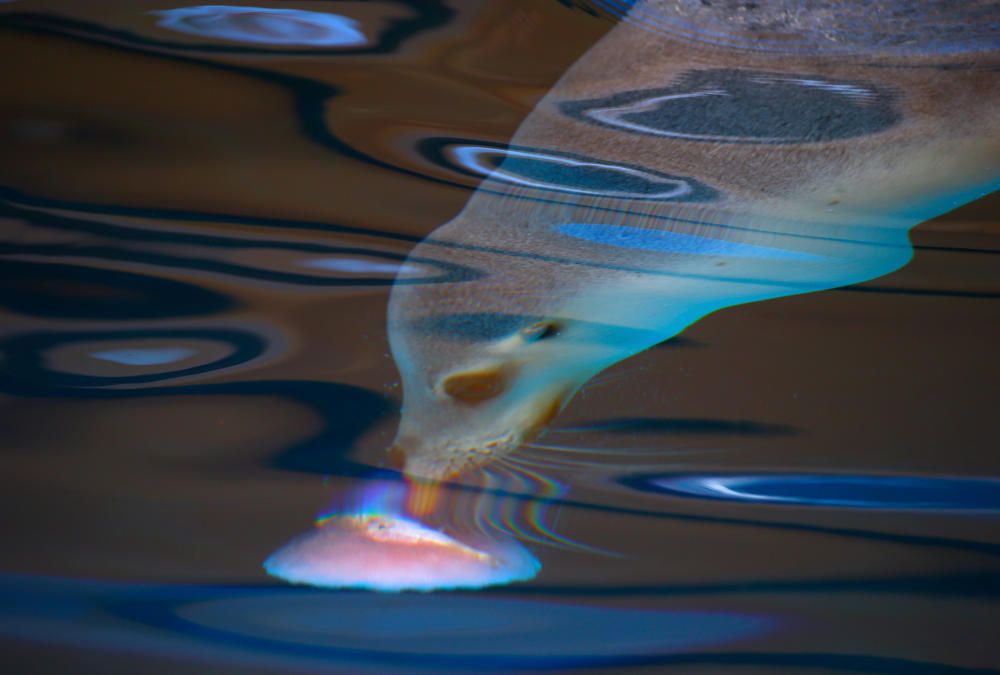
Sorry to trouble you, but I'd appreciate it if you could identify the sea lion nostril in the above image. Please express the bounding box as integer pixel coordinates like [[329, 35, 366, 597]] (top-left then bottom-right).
[[441, 367, 508, 403], [386, 444, 407, 471]]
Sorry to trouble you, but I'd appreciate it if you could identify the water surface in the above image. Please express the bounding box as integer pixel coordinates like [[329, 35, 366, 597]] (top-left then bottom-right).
[[1, 1, 998, 672]]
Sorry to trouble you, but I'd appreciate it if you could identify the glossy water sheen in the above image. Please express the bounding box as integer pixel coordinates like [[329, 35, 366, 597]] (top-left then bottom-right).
[[629, 473, 1000, 511], [0, 1, 998, 673]]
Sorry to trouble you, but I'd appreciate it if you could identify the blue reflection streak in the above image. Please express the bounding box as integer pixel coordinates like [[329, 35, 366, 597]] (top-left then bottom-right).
[[153, 6, 367, 47], [90, 347, 195, 366], [640, 474, 1000, 512], [303, 257, 418, 275], [556, 222, 825, 261]]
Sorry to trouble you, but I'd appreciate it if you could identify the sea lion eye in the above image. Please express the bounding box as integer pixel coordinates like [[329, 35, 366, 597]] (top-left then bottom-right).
[[522, 320, 561, 342], [441, 367, 507, 403]]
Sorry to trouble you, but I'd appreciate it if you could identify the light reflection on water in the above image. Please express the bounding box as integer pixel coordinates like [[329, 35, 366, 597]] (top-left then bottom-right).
[[152, 6, 368, 47], [627, 473, 1000, 512], [90, 346, 197, 366], [1, 0, 999, 671], [266, 480, 543, 591]]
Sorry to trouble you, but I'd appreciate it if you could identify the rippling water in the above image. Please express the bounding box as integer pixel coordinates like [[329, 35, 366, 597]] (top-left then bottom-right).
[[1, 1, 998, 673]]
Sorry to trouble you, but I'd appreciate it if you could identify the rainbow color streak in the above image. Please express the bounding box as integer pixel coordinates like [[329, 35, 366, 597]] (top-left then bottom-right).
[[470, 457, 608, 555]]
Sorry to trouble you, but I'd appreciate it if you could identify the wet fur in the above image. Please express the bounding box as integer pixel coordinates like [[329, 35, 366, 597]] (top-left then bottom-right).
[[388, 1, 1000, 479]]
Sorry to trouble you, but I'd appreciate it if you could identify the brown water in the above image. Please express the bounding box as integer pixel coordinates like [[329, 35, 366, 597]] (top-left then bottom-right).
[[1, 1, 998, 672]]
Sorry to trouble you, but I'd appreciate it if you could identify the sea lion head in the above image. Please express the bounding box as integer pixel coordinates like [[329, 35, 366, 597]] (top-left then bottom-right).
[[387, 311, 596, 481], [385, 239, 648, 481]]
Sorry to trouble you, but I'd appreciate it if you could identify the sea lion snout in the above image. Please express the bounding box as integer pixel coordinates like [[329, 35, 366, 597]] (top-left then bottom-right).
[[387, 285, 623, 482], [387, 380, 578, 484]]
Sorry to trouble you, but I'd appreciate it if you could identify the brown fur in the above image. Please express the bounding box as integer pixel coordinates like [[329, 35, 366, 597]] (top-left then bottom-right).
[[387, 1, 1000, 480]]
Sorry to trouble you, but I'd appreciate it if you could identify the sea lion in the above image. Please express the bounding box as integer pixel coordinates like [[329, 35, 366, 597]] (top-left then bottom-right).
[[387, 1, 1000, 482]]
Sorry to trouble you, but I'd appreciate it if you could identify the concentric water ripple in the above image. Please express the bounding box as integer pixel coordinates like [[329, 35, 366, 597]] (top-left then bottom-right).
[[0, 261, 234, 320], [0, 328, 270, 388], [420, 137, 718, 200]]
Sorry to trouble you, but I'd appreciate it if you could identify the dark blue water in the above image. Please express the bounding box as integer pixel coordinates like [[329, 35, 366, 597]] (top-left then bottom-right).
[[1, 1, 998, 673]]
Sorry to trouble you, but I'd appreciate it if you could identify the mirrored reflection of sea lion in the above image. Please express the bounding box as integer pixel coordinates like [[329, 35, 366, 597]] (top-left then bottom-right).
[[387, 0, 1000, 482]]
